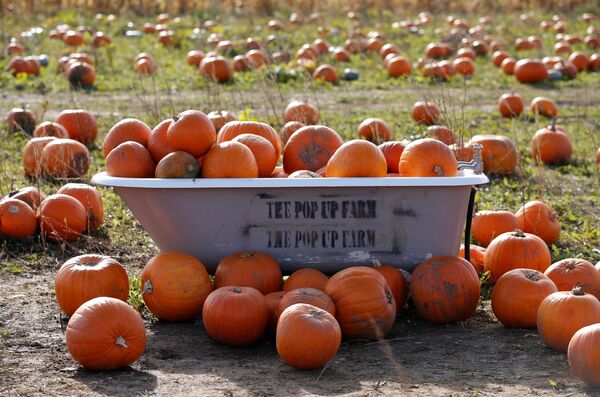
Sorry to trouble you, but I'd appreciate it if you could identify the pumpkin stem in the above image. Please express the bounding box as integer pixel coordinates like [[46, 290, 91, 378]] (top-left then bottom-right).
[[143, 280, 153, 294], [433, 165, 445, 176], [172, 115, 179, 122], [572, 286, 585, 296], [513, 229, 526, 238], [550, 118, 557, 131], [240, 251, 254, 258], [524, 270, 541, 281], [115, 336, 128, 348], [233, 287, 242, 293], [372, 259, 383, 268]]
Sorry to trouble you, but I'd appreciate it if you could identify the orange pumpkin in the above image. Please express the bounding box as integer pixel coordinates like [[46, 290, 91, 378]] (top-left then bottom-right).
[[491, 269, 557, 328], [379, 140, 408, 173], [278, 287, 336, 317], [167, 110, 216, 158], [265, 291, 286, 332], [515, 200, 560, 245], [568, 324, 600, 386], [373, 265, 408, 311], [214, 251, 282, 294], [55, 109, 98, 144], [458, 244, 486, 275], [0, 198, 37, 238], [217, 121, 282, 159], [492, 51, 510, 67], [199, 55, 232, 82], [276, 304, 341, 369], [410, 256, 480, 323], [147, 119, 175, 163], [40, 138, 90, 178], [135, 58, 157, 75], [231, 134, 277, 177], [280, 121, 305, 145], [531, 125, 572, 165], [202, 286, 269, 346], [568, 51, 590, 71], [469, 135, 518, 175], [283, 125, 344, 174], [66, 61, 95, 89], [39, 194, 87, 241], [357, 118, 392, 143], [398, 138, 458, 177], [103, 118, 152, 158], [33, 122, 69, 138], [537, 287, 600, 352], [282, 269, 329, 294], [283, 101, 320, 124], [207, 110, 237, 132], [57, 183, 104, 230], [155, 151, 199, 178], [501, 57, 517, 74], [23, 137, 56, 177], [325, 266, 396, 340], [453, 57, 475, 75], [7, 107, 35, 135], [544, 259, 600, 299], [313, 64, 338, 83], [8, 186, 46, 210], [411, 101, 440, 125], [498, 93, 525, 118], [66, 297, 146, 370], [514, 59, 548, 84], [201, 141, 259, 178], [141, 252, 212, 321], [326, 140, 387, 177], [426, 125, 455, 145], [484, 230, 552, 282], [106, 142, 155, 178], [530, 97, 558, 118], [471, 210, 519, 246], [387, 56, 412, 77], [55, 255, 129, 316]]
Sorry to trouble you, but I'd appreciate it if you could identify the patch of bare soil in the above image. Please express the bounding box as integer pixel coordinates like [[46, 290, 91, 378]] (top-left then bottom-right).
[[0, 267, 595, 397]]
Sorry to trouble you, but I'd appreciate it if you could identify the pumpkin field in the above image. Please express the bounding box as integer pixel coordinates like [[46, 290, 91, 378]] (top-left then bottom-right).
[[1, 1, 600, 396]]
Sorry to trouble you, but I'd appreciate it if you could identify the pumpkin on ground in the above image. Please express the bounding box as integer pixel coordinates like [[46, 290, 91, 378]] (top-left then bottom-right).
[[214, 251, 282, 294], [357, 118, 392, 143], [426, 125, 455, 145], [398, 138, 458, 177], [544, 259, 600, 299], [0, 198, 37, 238], [265, 291, 286, 332], [410, 256, 480, 324], [373, 264, 408, 310], [276, 303, 341, 369], [491, 268, 557, 328], [284, 101, 320, 124], [33, 122, 69, 138], [537, 287, 600, 352], [471, 210, 519, 246], [325, 266, 396, 340], [23, 137, 56, 177], [55, 109, 98, 144], [531, 125, 572, 165], [484, 230, 551, 282], [514, 58, 548, 84], [57, 183, 104, 230], [458, 244, 486, 275], [55, 255, 129, 316], [40, 138, 90, 178], [515, 200, 560, 245], [411, 101, 440, 125], [530, 97, 558, 118], [469, 135, 518, 175], [498, 93, 525, 117], [39, 194, 87, 241], [568, 324, 600, 386], [283, 268, 329, 292], [8, 186, 46, 210], [141, 252, 212, 321], [326, 140, 387, 177], [7, 107, 36, 135], [202, 286, 269, 346], [66, 297, 146, 370], [278, 288, 336, 317]]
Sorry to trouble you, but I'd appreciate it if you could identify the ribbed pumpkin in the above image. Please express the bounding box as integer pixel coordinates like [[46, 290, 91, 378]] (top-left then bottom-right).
[[283, 268, 329, 292], [398, 138, 458, 177], [411, 101, 440, 125], [531, 125, 572, 165], [458, 244, 486, 275], [568, 324, 600, 386], [379, 140, 408, 173], [283, 125, 344, 173], [544, 259, 600, 299], [214, 251, 282, 294], [326, 140, 387, 177], [530, 97, 558, 118], [515, 200, 560, 245], [537, 287, 600, 352], [167, 110, 216, 158], [265, 291, 286, 332], [278, 288, 336, 317], [231, 134, 278, 177], [217, 121, 282, 159], [66, 297, 146, 370], [514, 59, 548, 83], [325, 266, 396, 340], [280, 121, 305, 145], [387, 56, 412, 77], [55, 255, 129, 316], [471, 210, 519, 246], [498, 93, 525, 117], [141, 252, 212, 321], [201, 141, 259, 178], [155, 151, 199, 179], [426, 125, 455, 145], [410, 256, 480, 324], [103, 118, 152, 158], [0, 198, 37, 238], [39, 194, 87, 241], [491, 268, 557, 328], [7, 107, 35, 135], [40, 138, 90, 178], [276, 304, 341, 369], [106, 142, 155, 178], [313, 64, 338, 83], [357, 118, 392, 143], [23, 137, 56, 177], [147, 119, 175, 163], [200, 55, 233, 82], [484, 230, 551, 282], [57, 183, 104, 230], [469, 135, 518, 175], [33, 121, 69, 138], [373, 265, 408, 311], [202, 286, 268, 346], [207, 110, 237, 132], [8, 186, 46, 210], [55, 109, 98, 144], [283, 101, 320, 124]]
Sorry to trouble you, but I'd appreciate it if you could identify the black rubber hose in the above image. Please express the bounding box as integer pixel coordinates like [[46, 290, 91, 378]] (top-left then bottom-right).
[[464, 187, 477, 262]]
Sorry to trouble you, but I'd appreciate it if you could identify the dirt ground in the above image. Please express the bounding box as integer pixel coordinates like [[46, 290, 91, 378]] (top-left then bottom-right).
[[0, 261, 596, 397]]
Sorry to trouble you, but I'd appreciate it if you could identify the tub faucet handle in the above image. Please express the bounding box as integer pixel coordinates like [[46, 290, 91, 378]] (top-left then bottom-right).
[[457, 143, 484, 174]]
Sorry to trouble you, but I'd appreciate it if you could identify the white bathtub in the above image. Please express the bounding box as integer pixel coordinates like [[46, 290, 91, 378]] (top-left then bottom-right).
[[92, 171, 488, 274]]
